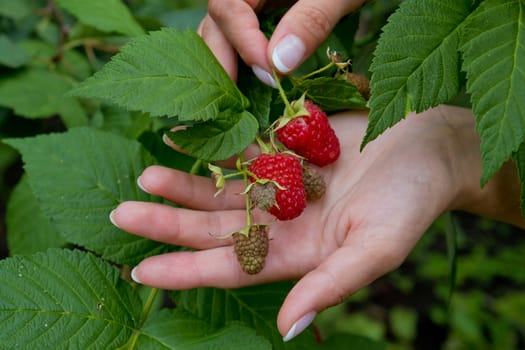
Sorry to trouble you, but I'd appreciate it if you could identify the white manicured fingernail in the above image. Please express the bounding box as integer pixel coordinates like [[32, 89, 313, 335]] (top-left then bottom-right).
[[283, 311, 317, 342], [131, 267, 142, 284], [252, 65, 278, 88], [272, 34, 305, 73], [136, 176, 148, 193], [109, 209, 120, 228]]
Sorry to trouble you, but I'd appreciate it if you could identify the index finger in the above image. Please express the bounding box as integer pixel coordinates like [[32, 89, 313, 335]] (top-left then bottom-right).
[[139, 165, 247, 210]]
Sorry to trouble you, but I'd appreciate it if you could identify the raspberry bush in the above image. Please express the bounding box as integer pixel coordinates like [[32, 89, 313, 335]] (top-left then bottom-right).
[[0, 0, 524, 349]]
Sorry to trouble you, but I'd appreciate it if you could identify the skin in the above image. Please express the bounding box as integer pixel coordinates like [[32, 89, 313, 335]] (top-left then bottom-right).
[[111, 105, 525, 338], [112, 0, 525, 341], [198, 0, 366, 82]]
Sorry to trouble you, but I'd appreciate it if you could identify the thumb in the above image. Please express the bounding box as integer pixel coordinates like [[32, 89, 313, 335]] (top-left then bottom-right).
[[277, 236, 410, 342], [268, 0, 365, 74]]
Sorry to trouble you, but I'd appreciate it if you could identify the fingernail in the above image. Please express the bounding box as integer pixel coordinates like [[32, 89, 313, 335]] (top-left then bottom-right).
[[131, 267, 142, 284], [283, 311, 317, 342], [252, 65, 277, 88], [162, 133, 172, 146], [109, 209, 120, 228], [272, 34, 305, 73], [136, 175, 148, 193]]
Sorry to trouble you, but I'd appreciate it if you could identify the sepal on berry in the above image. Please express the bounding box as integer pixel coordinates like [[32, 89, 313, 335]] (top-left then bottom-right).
[[208, 163, 226, 197]]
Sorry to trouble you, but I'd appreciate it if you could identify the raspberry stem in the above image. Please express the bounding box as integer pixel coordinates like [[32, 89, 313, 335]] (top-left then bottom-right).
[[240, 153, 253, 228], [272, 70, 294, 116]]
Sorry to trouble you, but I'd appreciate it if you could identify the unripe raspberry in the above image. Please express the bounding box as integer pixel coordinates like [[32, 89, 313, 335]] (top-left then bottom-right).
[[233, 225, 269, 274]]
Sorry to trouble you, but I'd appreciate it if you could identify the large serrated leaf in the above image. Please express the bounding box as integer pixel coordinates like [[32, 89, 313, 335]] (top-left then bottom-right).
[[0, 249, 142, 349], [4, 128, 173, 266], [70, 28, 250, 121], [137, 309, 271, 349], [6, 176, 66, 255], [167, 110, 259, 161], [460, 0, 525, 185], [363, 0, 472, 148], [0, 68, 88, 127], [172, 283, 318, 350], [55, 0, 144, 37]]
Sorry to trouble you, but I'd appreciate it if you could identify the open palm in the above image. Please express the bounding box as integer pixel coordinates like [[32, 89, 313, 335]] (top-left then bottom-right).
[[112, 105, 486, 337]]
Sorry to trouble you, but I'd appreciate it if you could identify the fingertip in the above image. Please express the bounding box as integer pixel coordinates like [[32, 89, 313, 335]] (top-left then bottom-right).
[[271, 34, 305, 74], [282, 311, 317, 342], [131, 266, 142, 284], [109, 209, 120, 228], [136, 175, 148, 193], [252, 65, 278, 88], [268, 0, 358, 74]]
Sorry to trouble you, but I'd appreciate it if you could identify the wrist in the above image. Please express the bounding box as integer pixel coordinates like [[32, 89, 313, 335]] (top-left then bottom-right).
[[438, 105, 525, 228]]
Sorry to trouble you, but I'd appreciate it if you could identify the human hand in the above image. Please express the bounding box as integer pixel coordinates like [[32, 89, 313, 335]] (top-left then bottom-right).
[[198, 0, 366, 86], [110, 105, 524, 341]]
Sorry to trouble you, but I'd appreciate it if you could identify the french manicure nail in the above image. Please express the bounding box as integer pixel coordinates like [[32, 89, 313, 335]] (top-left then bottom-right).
[[252, 65, 278, 88], [109, 209, 120, 228], [136, 175, 148, 193], [283, 311, 317, 342], [272, 34, 305, 73], [131, 267, 142, 284]]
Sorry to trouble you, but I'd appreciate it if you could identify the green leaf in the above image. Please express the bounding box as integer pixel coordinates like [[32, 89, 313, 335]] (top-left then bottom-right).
[[167, 110, 259, 161], [238, 64, 273, 131], [0, 0, 33, 20], [320, 333, 386, 350], [460, 0, 525, 185], [363, 0, 472, 148], [92, 104, 153, 139], [0, 35, 30, 68], [4, 128, 173, 266], [70, 28, 250, 121], [6, 176, 66, 255], [55, 0, 144, 37], [0, 68, 88, 127], [137, 309, 271, 349], [290, 77, 368, 113], [159, 7, 207, 30], [0, 249, 142, 349], [172, 282, 318, 350], [513, 142, 525, 217], [138, 131, 198, 172]]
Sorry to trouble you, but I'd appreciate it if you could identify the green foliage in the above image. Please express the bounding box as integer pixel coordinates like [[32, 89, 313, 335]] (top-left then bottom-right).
[[0, 249, 142, 349], [460, 0, 525, 185], [70, 28, 250, 121], [173, 283, 318, 350], [5, 128, 173, 266], [55, 0, 144, 37], [6, 176, 66, 255], [0, 249, 270, 350], [364, 0, 525, 192], [364, 0, 471, 147], [289, 77, 367, 113], [0, 69, 88, 127], [0, 0, 523, 348]]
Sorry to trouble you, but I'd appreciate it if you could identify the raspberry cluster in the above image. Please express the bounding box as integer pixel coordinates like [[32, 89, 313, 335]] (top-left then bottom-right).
[[210, 60, 350, 274]]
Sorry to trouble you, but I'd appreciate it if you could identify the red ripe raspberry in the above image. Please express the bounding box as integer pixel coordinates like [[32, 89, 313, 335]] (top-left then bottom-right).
[[249, 153, 306, 220], [276, 99, 340, 167]]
